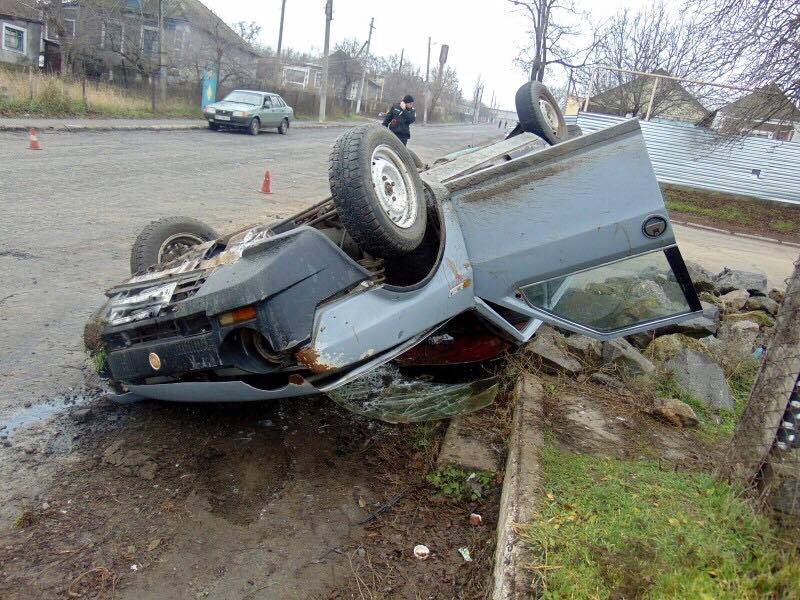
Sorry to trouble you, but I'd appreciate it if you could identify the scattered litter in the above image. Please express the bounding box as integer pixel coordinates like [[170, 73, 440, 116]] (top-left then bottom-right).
[[130, 564, 138, 572], [147, 538, 162, 551], [752, 345, 766, 358], [469, 513, 482, 526], [41, 502, 49, 510], [458, 547, 472, 562], [357, 496, 367, 508], [615, 416, 626, 422], [413, 545, 430, 560]]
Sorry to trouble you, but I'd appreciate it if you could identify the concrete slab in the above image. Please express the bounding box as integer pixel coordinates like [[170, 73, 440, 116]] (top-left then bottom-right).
[[437, 416, 499, 472], [493, 374, 544, 600]]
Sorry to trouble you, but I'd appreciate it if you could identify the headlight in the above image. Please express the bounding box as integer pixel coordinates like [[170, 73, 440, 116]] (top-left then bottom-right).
[[233, 110, 247, 117], [205, 106, 216, 114]]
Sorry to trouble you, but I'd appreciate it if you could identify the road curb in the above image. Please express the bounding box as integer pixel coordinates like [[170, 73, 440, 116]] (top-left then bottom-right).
[[0, 120, 365, 133], [493, 374, 544, 600], [672, 219, 800, 249]]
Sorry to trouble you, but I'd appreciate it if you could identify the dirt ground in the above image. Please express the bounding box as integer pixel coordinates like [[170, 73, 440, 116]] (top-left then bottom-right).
[[0, 383, 506, 599]]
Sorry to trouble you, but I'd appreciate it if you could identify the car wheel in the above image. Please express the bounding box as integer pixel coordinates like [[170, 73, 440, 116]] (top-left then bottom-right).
[[130, 216, 219, 274], [408, 148, 424, 170], [329, 124, 426, 258], [278, 118, 289, 134], [515, 81, 567, 145], [208, 122, 219, 131], [248, 118, 260, 136]]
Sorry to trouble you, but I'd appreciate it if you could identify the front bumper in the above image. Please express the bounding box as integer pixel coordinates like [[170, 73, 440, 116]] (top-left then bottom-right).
[[206, 114, 250, 126], [102, 227, 371, 383]]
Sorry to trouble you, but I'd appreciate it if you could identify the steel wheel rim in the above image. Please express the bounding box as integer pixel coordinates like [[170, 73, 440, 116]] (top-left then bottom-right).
[[370, 144, 418, 229], [158, 233, 205, 263], [538, 97, 561, 136]]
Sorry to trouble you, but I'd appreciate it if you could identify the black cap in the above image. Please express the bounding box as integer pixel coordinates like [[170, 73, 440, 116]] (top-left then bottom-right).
[[402, 94, 414, 103]]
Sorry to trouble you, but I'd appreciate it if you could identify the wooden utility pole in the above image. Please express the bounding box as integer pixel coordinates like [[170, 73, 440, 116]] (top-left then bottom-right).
[[423, 36, 431, 125], [644, 75, 660, 121], [318, 0, 332, 122], [354, 17, 374, 114], [723, 256, 800, 484], [158, 0, 166, 104], [398, 48, 404, 74], [277, 0, 287, 57]]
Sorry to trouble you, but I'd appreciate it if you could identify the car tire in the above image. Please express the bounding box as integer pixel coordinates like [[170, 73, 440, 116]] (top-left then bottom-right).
[[408, 148, 424, 170], [515, 81, 567, 145], [329, 124, 426, 258], [278, 118, 289, 134], [208, 122, 219, 131], [248, 118, 260, 136], [130, 216, 219, 274]]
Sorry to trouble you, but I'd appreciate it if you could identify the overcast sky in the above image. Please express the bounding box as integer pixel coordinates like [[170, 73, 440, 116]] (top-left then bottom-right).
[[203, 0, 643, 109]]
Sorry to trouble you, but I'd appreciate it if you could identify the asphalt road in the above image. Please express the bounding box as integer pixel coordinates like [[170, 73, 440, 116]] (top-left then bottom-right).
[[0, 123, 502, 419]]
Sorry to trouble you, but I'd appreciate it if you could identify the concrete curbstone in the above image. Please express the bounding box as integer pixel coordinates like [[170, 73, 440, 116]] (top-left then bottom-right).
[[493, 374, 544, 600]]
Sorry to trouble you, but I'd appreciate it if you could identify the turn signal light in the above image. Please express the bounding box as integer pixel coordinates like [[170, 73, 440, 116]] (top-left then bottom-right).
[[218, 305, 257, 327]]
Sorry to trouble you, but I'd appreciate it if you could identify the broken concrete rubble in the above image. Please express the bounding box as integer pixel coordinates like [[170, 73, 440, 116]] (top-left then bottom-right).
[[526, 327, 582, 375], [652, 398, 699, 428], [744, 295, 780, 316], [719, 289, 750, 312], [716, 320, 760, 363], [685, 261, 717, 294], [601, 338, 655, 376], [644, 333, 711, 364], [724, 310, 775, 328], [714, 267, 768, 295], [666, 348, 735, 411], [660, 301, 719, 337], [561, 333, 603, 366]]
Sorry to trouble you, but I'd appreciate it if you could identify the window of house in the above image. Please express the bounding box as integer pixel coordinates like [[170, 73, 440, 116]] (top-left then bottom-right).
[[2, 23, 26, 53], [63, 19, 76, 39], [313, 71, 322, 88], [283, 66, 307, 87], [102, 21, 124, 52], [142, 26, 158, 56]]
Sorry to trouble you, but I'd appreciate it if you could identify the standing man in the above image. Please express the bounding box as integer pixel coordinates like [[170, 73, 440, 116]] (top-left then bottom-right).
[[382, 94, 416, 145]]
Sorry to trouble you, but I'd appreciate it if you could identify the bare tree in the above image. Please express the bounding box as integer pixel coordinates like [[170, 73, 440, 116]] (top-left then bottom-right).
[[428, 65, 461, 121], [507, 0, 597, 82], [329, 38, 366, 105], [580, 2, 729, 120], [693, 0, 800, 134], [230, 21, 263, 49]]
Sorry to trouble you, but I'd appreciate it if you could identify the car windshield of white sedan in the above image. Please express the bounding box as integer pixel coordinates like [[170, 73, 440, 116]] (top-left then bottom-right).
[[222, 92, 261, 106]]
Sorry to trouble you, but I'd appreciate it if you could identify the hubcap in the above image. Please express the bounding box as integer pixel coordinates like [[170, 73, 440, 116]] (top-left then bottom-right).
[[538, 98, 561, 136], [158, 233, 205, 263], [370, 144, 417, 229]]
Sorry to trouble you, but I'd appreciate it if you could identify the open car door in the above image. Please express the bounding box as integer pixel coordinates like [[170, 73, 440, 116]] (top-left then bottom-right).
[[447, 119, 702, 341]]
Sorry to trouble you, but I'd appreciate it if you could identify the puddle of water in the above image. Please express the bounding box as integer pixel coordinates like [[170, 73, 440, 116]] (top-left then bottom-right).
[[0, 393, 94, 437]]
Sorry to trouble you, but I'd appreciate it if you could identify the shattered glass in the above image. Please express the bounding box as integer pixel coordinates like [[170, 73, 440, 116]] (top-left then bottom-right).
[[326, 364, 499, 423]]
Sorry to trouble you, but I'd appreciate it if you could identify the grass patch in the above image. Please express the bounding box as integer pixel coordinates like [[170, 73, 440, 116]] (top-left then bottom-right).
[[523, 445, 800, 599], [661, 184, 800, 239], [425, 466, 495, 501], [651, 370, 741, 439]]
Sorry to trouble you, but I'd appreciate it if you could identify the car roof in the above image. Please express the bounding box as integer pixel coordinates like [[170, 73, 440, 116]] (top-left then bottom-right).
[[230, 89, 281, 97]]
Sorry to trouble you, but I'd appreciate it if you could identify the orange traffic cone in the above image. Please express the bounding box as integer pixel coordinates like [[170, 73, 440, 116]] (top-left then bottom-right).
[[259, 169, 272, 194], [27, 128, 41, 150]]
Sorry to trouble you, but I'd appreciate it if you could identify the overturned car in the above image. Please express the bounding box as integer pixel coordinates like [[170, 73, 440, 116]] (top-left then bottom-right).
[[87, 83, 701, 420]]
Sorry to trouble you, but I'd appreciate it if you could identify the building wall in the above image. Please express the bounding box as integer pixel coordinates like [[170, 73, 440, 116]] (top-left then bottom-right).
[[0, 16, 41, 66]]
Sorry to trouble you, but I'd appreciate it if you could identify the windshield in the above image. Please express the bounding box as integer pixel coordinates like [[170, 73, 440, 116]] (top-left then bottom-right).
[[221, 91, 261, 106]]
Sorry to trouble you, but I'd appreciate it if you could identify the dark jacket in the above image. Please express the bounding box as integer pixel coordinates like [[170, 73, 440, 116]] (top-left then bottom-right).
[[382, 103, 416, 140]]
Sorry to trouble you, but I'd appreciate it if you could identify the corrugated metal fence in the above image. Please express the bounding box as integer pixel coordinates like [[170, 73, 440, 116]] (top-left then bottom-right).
[[565, 113, 800, 205]]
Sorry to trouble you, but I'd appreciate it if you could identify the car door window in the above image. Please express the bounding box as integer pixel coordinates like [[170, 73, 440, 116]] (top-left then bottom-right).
[[262, 97, 273, 108], [521, 248, 695, 333]]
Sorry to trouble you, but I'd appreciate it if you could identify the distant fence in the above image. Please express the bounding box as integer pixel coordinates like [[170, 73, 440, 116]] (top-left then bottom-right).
[[566, 113, 800, 205]]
